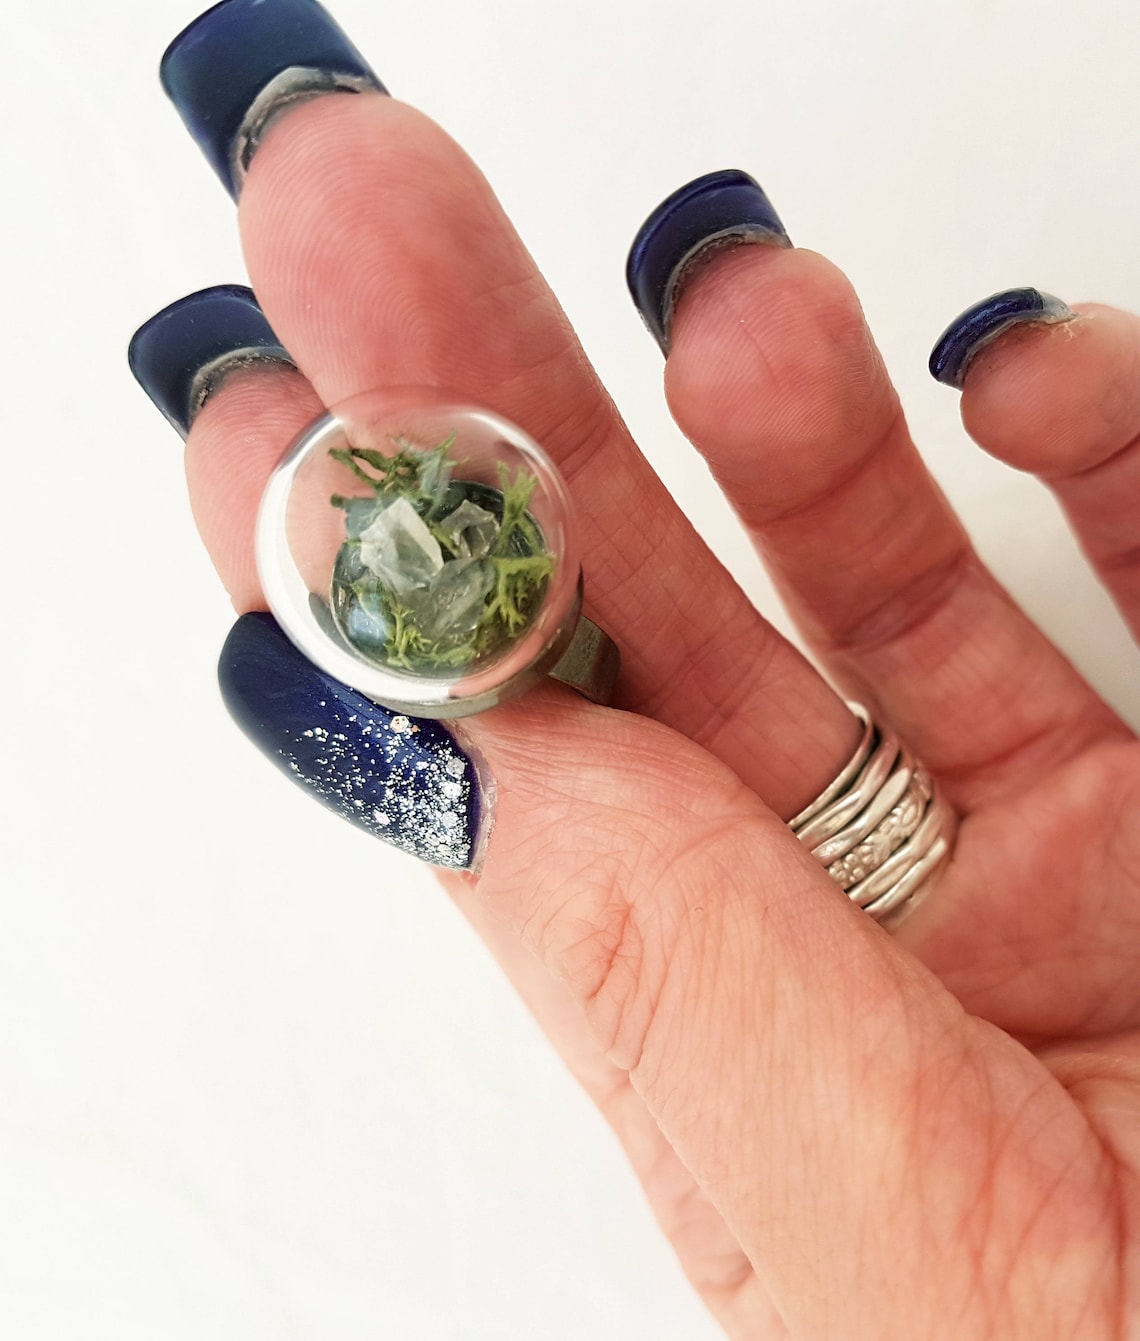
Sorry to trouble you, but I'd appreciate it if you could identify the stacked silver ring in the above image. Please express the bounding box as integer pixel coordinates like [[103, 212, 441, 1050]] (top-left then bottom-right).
[[789, 705, 955, 928]]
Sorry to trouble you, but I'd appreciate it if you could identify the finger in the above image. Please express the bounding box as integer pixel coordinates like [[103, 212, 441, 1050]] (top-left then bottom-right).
[[130, 303, 781, 1333], [439, 875, 784, 1340], [942, 290, 1140, 645], [160, 0, 858, 820], [625, 173, 1130, 811]]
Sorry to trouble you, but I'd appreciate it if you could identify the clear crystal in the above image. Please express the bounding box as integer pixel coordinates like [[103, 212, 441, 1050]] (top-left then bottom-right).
[[402, 559, 495, 642], [358, 496, 443, 593], [439, 499, 500, 559]]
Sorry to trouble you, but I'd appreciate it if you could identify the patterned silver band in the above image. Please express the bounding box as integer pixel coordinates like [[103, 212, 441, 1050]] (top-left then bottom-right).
[[789, 704, 955, 928]]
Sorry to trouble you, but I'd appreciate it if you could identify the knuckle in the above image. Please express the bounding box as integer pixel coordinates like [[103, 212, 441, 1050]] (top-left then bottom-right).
[[540, 388, 623, 486], [547, 813, 758, 1077]]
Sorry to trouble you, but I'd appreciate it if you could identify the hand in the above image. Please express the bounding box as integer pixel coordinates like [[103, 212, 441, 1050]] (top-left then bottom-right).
[[131, 4, 1140, 1336]]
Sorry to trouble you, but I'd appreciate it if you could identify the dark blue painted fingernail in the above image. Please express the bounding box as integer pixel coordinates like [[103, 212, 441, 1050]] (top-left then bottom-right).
[[161, 0, 387, 199], [626, 169, 792, 355], [929, 287, 1074, 389], [219, 613, 486, 869], [128, 284, 295, 438]]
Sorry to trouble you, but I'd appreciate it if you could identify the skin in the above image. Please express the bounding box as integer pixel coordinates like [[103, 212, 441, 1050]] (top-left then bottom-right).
[[183, 92, 1140, 1338]]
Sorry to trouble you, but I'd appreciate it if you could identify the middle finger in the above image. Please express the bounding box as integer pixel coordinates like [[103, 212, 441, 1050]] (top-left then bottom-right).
[[162, 0, 858, 815]]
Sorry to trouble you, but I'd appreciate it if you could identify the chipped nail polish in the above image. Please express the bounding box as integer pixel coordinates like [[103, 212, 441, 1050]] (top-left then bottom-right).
[[625, 168, 792, 355], [219, 613, 486, 869], [128, 285, 294, 438], [928, 287, 1074, 389], [160, 0, 387, 198]]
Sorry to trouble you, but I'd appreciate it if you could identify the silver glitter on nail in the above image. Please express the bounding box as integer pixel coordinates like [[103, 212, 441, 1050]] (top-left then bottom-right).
[[277, 696, 477, 868], [220, 615, 484, 871]]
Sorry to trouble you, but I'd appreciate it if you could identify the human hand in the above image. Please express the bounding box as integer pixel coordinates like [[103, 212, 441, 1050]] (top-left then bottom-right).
[[129, 2, 1140, 1336]]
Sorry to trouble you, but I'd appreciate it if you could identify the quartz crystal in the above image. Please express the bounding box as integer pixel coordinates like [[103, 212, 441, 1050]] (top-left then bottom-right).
[[439, 500, 499, 560], [342, 491, 503, 651], [257, 392, 582, 714], [403, 559, 495, 643], [358, 496, 444, 593]]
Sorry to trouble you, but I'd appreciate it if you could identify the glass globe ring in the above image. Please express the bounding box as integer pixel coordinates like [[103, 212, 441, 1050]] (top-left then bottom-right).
[[255, 390, 619, 719]]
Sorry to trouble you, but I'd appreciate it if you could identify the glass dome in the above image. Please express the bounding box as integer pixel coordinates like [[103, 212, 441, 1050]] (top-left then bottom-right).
[[256, 388, 582, 717]]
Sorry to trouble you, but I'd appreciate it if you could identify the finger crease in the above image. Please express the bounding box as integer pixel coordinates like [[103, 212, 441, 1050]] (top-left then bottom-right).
[[1089, 535, 1140, 576], [819, 544, 975, 657], [1049, 423, 1140, 485], [746, 403, 908, 531], [637, 606, 782, 742]]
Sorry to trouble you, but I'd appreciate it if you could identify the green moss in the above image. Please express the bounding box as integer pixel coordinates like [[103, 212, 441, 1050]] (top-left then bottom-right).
[[328, 435, 553, 672]]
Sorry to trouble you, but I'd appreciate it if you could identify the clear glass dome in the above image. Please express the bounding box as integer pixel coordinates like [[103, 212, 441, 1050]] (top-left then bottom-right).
[[256, 388, 582, 717]]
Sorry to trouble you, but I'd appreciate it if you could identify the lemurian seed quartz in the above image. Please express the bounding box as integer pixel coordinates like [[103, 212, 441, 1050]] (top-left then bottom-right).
[[256, 388, 583, 718]]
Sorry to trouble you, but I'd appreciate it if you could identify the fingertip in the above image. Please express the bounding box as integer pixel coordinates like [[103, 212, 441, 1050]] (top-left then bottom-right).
[[234, 92, 543, 408], [128, 284, 319, 610], [956, 303, 1132, 476], [663, 244, 877, 492]]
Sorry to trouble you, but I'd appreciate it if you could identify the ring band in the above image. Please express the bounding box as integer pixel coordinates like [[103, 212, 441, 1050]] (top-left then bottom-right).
[[548, 613, 621, 705], [789, 705, 955, 928]]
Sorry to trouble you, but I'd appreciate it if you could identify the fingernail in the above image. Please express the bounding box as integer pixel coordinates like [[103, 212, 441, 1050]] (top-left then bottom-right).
[[219, 613, 486, 869], [626, 169, 792, 355], [160, 0, 387, 199], [128, 284, 295, 438], [928, 287, 1074, 389]]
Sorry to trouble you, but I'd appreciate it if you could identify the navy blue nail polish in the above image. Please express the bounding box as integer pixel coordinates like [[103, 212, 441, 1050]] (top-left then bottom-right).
[[626, 169, 792, 355], [928, 288, 1074, 389], [128, 285, 294, 437], [219, 612, 485, 869], [161, 0, 387, 198]]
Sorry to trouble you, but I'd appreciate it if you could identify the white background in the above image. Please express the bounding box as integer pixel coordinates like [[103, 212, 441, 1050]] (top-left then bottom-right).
[[4, 1, 1140, 1337]]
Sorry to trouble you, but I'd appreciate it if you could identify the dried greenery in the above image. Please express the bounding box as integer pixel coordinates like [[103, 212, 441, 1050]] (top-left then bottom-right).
[[328, 437, 554, 672]]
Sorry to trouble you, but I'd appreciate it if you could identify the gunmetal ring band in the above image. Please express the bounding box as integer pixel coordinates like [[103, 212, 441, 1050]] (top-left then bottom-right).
[[549, 614, 621, 705], [789, 704, 955, 928]]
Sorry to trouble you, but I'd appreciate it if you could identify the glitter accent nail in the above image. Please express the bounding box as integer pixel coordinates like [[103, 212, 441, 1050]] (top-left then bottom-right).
[[218, 612, 484, 868]]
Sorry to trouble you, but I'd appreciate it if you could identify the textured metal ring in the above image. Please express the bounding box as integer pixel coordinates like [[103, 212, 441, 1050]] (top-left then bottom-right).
[[789, 704, 955, 928]]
